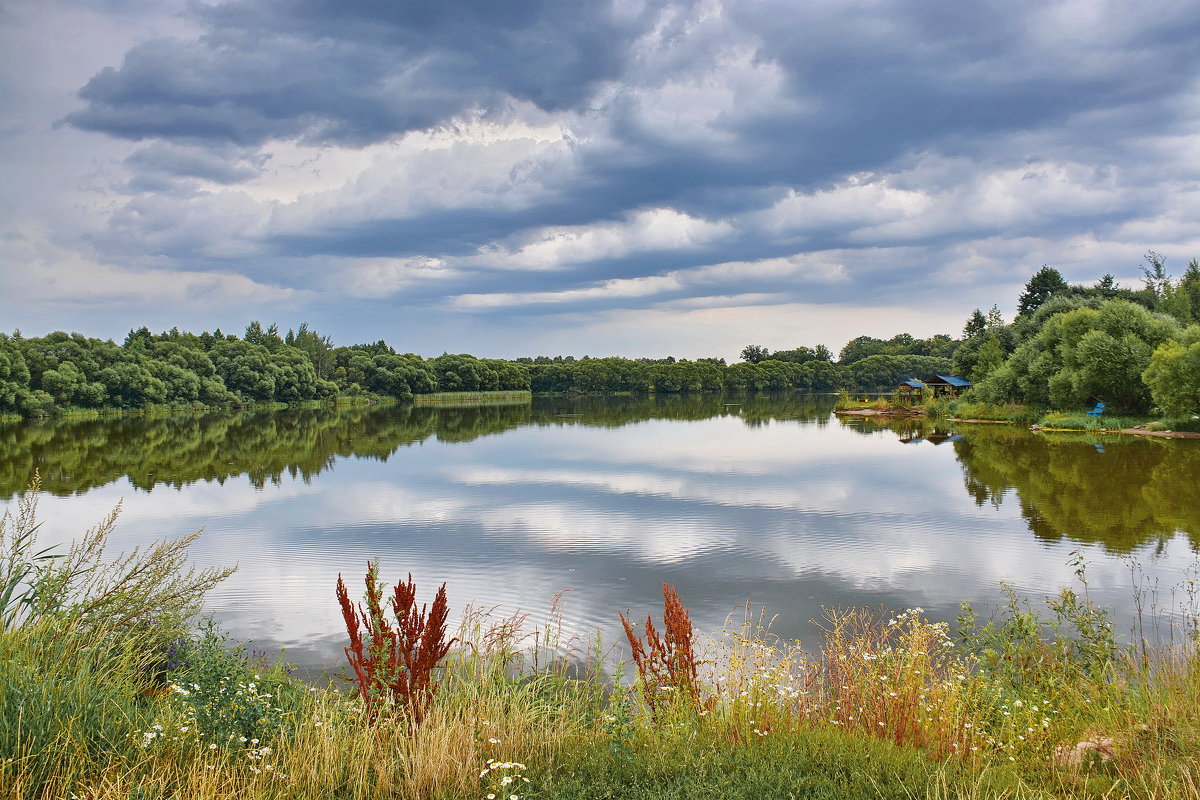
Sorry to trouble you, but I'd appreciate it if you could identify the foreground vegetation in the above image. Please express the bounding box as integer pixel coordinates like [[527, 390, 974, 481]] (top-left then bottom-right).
[[3, 484, 1199, 800]]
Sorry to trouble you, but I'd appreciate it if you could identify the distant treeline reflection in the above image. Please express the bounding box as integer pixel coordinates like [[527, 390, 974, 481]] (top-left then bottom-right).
[[0, 393, 835, 499], [838, 416, 1200, 553], [8, 398, 1196, 555]]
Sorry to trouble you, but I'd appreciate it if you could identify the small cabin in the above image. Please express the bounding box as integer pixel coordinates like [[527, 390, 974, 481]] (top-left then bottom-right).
[[921, 375, 971, 397], [896, 379, 926, 399]]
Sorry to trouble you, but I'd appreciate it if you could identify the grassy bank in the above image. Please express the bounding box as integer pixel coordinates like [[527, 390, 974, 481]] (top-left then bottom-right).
[[7, 396, 390, 422], [412, 390, 533, 407], [3, 489, 1200, 799], [836, 392, 1200, 434]]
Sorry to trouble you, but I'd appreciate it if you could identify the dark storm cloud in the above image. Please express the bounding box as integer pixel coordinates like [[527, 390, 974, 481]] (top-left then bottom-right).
[[123, 142, 262, 187], [63, 0, 1200, 217], [65, 0, 643, 147], [11, 0, 1194, 355]]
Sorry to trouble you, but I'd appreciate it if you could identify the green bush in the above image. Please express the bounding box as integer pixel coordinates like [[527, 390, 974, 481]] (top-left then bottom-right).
[[1159, 416, 1200, 433], [163, 619, 304, 749]]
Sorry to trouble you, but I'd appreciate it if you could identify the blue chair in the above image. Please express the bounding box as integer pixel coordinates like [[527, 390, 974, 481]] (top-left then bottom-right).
[[1086, 402, 1105, 417]]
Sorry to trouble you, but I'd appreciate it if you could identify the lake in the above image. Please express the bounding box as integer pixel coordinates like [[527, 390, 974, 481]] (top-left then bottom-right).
[[4, 394, 1198, 676]]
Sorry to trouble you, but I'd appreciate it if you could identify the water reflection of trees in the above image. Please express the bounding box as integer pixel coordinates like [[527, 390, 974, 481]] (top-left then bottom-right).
[[0, 393, 837, 498], [952, 427, 1200, 553], [835, 416, 1200, 553]]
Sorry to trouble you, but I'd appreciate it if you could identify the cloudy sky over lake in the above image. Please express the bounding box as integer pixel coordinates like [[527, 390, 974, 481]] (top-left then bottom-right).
[[2, 0, 1198, 359]]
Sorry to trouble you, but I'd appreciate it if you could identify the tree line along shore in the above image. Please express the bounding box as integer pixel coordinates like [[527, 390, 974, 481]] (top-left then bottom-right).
[[2, 255, 1198, 420]]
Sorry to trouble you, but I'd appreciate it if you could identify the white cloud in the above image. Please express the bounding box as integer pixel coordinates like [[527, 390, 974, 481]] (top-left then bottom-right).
[[334, 255, 464, 297], [451, 249, 846, 310], [755, 156, 1130, 245], [266, 118, 578, 232], [468, 207, 733, 272], [0, 225, 306, 309]]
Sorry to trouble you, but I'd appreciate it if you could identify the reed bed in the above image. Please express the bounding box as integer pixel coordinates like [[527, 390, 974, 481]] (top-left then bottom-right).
[[412, 391, 532, 407]]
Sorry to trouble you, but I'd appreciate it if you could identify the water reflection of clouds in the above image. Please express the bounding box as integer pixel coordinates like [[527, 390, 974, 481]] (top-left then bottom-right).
[[526, 416, 893, 475], [22, 415, 1198, 674], [32, 477, 308, 549], [453, 466, 854, 511]]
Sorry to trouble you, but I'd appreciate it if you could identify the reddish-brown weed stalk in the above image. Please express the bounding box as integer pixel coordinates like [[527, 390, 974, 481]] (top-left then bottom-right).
[[620, 583, 700, 714], [336, 562, 457, 724]]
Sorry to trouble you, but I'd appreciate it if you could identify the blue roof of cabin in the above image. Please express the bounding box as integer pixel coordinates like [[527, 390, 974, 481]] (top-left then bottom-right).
[[929, 374, 972, 387], [899, 379, 926, 388]]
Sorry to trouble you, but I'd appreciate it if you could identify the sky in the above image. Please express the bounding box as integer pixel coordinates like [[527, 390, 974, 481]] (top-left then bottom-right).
[[1, 0, 1198, 361]]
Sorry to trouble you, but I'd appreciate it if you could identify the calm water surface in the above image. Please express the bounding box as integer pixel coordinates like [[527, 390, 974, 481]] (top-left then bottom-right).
[[4, 395, 1198, 675]]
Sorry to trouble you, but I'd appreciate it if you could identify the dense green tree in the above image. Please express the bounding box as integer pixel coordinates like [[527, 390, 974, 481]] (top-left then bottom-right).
[[528, 363, 575, 393], [243, 321, 284, 352], [431, 354, 499, 392], [963, 309, 988, 339], [977, 300, 1181, 412], [839, 333, 957, 365], [146, 360, 203, 403], [953, 313, 1015, 379], [767, 345, 832, 365], [1159, 282, 1194, 324], [1147, 256, 1200, 325], [353, 340, 394, 356], [799, 360, 848, 391], [483, 359, 530, 391], [21, 331, 115, 389], [740, 344, 769, 364], [123, 326, 154, 353], [0, 334, 31, 412], [575, 358, 652, 393], [98, 361, 167, 408], [1009, 294, 1108, 344], [287, 323, 336, 380], [1181, 260, 1200, 317], [1094, 274, 1117, 297], [148, 340, 218, 378], [722, 362, 768, 391], [970, 335, 1007, 384], [363, 353, 432, 398], [1016, 266, 1069, 317], [41, 361, 107, 407], [270, 347, 321, 401], [846, 355, 953, 390], [837, 336, 886, 364], [209, 340, 280, 402], [1142, 325, 1200, 417], [915, 334, 959, 359]]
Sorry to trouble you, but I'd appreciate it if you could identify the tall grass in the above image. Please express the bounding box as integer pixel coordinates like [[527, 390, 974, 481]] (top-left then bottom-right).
[[0, 615, 158, 797], [6, 590, 1200, 799], [927, 397, 1042, 423], [413, 391, 532, 407], [4, 485, 1200, 799], [1037, 411, 1149, 431]]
